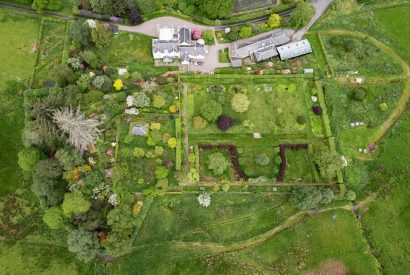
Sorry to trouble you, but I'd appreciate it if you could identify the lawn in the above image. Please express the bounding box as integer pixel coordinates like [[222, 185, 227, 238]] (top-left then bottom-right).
[[99, 31, 177, 79], [186, 78, 327, 182], [0, 10, 41, 195], [218, 48, 230, 63]]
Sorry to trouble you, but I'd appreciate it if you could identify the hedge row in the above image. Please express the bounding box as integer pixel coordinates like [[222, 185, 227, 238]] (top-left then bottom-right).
[[175, 117, 182, 171], [61, 20, 71, 63], [308, 144, 320, 182], [194, 145, 200, 172], [328, 137, 344, 184], [181, 74, 313, 84], [315, 81, 332, 138], [317, 33, 334, 76], [130, 196, 154, 245], [29, 17, 46, 88], [142, 3, 296, 26]]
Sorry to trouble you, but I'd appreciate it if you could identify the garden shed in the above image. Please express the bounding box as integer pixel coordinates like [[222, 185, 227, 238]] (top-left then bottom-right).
[[131, 124, 149, 136]]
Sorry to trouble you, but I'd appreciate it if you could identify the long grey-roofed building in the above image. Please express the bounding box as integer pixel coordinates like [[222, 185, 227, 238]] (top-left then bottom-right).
[[229, 29, 290, 67], [276, 39, 312, 61]]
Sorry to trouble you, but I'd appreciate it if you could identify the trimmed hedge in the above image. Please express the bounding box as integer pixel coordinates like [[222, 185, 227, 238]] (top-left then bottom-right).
[[315, 81, 332, 138], [175, 117, 182, 171], [194, 145, 200, 172], [181, 74, 314, 84], [317, 33, 334, 76]]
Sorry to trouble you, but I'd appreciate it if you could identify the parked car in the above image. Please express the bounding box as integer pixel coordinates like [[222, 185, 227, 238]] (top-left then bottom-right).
[[195, 61, 204, 66]]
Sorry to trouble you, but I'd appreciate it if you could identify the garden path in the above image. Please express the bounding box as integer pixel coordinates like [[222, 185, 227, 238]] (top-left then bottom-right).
[[182, 83, 190, 185]]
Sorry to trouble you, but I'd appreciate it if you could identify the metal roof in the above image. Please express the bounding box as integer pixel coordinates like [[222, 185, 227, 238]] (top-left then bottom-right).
[[131, 124, 148, 136], [276, 39, 312, 61], [253, 45, 278, 62], [179, 27, 191, 45]]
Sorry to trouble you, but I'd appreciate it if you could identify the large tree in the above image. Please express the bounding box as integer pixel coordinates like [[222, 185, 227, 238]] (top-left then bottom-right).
[[67, 228, 100, 262], [289, 1, 314, 29], [314, 146, 343, 180], [200, 0, 234, 19], [62, 191, 91, 216], [107, 205, 137, 232], [290, 186, 322, 210], [18, 148, 41, 172], [43, 206, 65, 229], [231, 93, 250, 113], [32, 159, 65, 206], [201, 100, 222, 122], [91, 24, 113, 50], [52, 106, 100, 150]]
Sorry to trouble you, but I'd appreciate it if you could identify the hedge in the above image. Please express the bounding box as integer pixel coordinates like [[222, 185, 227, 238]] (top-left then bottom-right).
[[317, 33, 334, 76], [308, 144, 320, 182], [130, 196, 154, 244], [194, 145, 200, 172], [61, 20, 71, 63], [328, 137, 344, 184], [180, 74, 314, 84], [175, 117, 182, 171], [315, 81, 332, 138], [142, 3, 295, 26]]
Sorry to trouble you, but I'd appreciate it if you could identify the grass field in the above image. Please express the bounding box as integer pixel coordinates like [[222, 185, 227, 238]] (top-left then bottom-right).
[[0, 11, 41, 195], [360, 112, 410, 274], [109, 209, 379, 274]]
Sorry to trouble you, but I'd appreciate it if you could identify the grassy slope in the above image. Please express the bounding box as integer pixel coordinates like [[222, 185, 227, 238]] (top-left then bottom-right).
[[108, 210, 379, 274], [0, 11, 40, 195], [361, 112, 410, 274]]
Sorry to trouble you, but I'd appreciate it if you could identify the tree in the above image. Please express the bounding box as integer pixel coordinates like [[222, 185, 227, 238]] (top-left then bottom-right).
[[91, 24, 113, 50], [239, 26, 252, 39], [69, 21, 91, 49], [67, 228, 100, 262], [296, 115, 307, 125], [152, 95, 166, 108], [56, 65, 77, 86], [231, 93, 250, 113], [129, 8, 142, 25], [133, 147, 145, 157], [314, 147, 343, 180], [32, 0, 63, 11], [320, 188, 335, 205], [200, 0, 234, 19], [62, 190, 91, 216], [201, 100, 222, 122], [289, 1, 314, 29], [89, 0, 109, 14], [255, 153, 270, 166], [107, 205, 137, 232], [267, 13, 281, 28], [32, 159, 65, 206], [136, 0, 161, 14], [104, 232, 133, 257], [201, 30, 214, 45], [155, 166, 168, 179], [290, 186, 322, 210], [55, 147, 83, 171], [217, 115, 234, 131], [198, 193, 211, 207], [353, 89, 366, 101], [18, 148, 41, 172], [192, 116, 207, 129], [207, 152, 231, 176], [134, 92, 150, 107], [43, 206, 65, 229], [52, 106, 101, 150], [80, 50, 100, 69]]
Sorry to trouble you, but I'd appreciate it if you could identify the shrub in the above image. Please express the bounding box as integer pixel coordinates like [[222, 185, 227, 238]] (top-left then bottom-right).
[[62, 191, 91, 217], [155, 166, 168, 179], [43, 206, 64, 229], [379, 102, 388, 111], [133, 147, 145, 157], [154, 146, 164, 156], [207, 152, 231, 176], [242, 119, 254, 129], [192, 116, 208, 129], [255, 153, 270, 166], [353, 89, 366, 101], [312, 105, 322, 115], [134, 92, 150, 107], [113, 79, 123, 90], [91, 24, 113, 50], [156, 178, 168, 189], [18, 148, 41, 172], [314, 146, 343, 181], [202, 30, 215, 45], [267, 13, 281, 28], [231, 93, 250, 113], [129, 8, 142, 25], [80, 50, 100, 69], [217, 115, 234, 131], [222, 184, 230, 192], [290, 186, 322, 210], [201, 100, 222, 122], [296, 115, 307, 125], [239, 26, 252, 39], [167, 137, 177, 148], [320, 188, 335, 204], [152, 95, 166, 108]]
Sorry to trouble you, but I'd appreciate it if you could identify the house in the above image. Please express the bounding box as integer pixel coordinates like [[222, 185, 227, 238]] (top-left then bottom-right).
[[152, 26, 208, 64], [229, 29, 291, 67], [276, 39, 312, 61]]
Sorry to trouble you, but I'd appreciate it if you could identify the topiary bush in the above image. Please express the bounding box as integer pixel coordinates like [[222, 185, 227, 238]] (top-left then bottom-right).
[[217, 115, 235, 131], [201, 100, 222, 122], [296, 115, 307, 125]]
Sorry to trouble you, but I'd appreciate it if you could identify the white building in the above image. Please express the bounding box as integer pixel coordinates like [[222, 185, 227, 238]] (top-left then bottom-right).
[[276, 39, 312, 61], [152, 27, 208, 64]]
